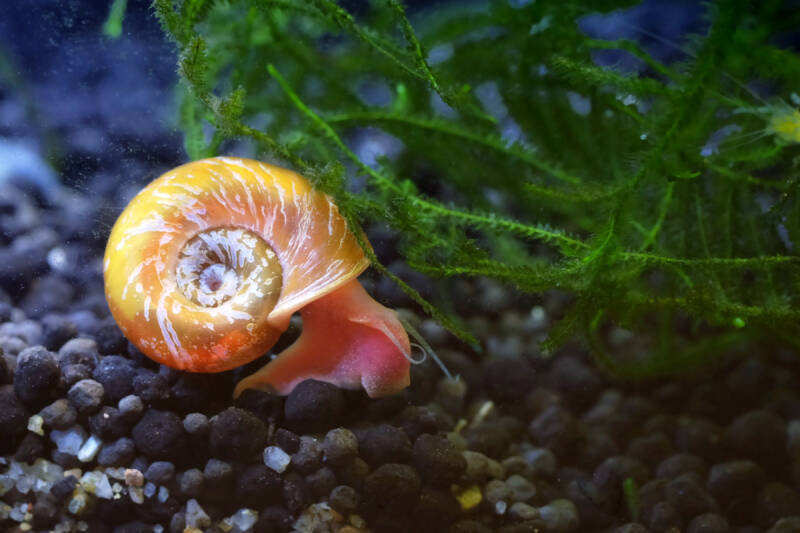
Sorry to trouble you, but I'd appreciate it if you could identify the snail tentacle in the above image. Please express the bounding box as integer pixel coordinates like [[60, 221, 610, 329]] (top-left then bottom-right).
[[398, 313, 454, 379]]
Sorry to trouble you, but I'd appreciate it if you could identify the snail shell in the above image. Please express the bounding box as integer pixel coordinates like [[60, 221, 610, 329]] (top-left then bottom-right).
[[104, 157, 411, 397]]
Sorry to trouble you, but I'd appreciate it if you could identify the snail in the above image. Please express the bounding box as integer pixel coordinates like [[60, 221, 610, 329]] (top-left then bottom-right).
[[103, 156, 413, 398]]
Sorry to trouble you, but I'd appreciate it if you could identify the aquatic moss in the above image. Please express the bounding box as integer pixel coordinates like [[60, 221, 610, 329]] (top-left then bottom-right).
[[151, 0, 800, 376]]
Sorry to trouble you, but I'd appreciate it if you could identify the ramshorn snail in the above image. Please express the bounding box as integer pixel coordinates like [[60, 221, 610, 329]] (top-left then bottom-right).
[[103, 157, 411, 398]]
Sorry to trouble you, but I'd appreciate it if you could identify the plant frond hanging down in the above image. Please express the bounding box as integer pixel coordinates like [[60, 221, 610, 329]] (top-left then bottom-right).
[[154, 0, 800, 374]]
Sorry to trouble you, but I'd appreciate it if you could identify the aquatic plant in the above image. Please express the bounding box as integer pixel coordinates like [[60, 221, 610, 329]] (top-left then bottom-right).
[[150, 0, 800, 376]]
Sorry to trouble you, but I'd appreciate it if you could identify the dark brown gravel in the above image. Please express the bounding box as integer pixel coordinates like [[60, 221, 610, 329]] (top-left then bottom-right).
[[4, 172, 800, 533]]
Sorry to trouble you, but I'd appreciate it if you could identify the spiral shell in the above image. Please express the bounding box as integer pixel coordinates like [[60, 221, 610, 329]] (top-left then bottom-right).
[[103, 156, 370, 373]]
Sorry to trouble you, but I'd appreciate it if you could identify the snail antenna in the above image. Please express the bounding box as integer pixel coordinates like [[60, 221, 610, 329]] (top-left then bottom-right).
[[397, 314, 455, 380], [375, 322, 427, 365]]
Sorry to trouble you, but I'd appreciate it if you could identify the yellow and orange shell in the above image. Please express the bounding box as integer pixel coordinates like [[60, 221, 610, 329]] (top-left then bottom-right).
[[103, 156, 370, 373]]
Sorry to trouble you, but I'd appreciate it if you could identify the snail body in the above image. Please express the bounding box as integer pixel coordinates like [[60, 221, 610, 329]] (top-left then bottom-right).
[[104, 157, 411, 398]]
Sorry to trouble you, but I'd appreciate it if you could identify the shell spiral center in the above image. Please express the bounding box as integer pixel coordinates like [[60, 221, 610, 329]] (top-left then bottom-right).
[[175, 227, 282, 309]]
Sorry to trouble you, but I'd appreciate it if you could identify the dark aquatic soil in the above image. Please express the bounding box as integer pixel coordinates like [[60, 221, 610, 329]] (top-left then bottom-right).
[[3, 166, 800, 533]]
